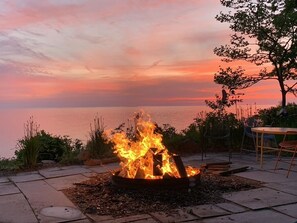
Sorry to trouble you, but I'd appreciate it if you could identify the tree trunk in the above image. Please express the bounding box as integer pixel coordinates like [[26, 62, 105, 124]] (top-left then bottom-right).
[[277, 69, 287, 109], [281, 90, 287, 109]]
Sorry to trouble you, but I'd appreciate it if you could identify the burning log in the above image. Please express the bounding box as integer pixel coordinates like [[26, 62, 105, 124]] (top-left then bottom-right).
[[153, 152, 163, 176], [172, 155, 187, 178], [111, 111, 200, 188]]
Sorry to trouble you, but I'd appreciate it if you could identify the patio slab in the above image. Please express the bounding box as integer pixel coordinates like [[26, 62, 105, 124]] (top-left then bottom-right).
[[0, 182, 20, 196], [0, 177, 9, 183], [195, 209, 296, 223], [273, 203, 297, 218], [0, 193, 38, 223], [99, 214, 155, 223], [9, 172, 44, 183], [16, 180, 86, 222], [222, 187, 297, 210], [186, 204, 229, 218], [45, 174, 89, 190], [265, 181, 297, 196], [150, 208, 198, 223], [215, 202, 248, 213], [39, 166, 91, 178], [235, 170, 295, 183]]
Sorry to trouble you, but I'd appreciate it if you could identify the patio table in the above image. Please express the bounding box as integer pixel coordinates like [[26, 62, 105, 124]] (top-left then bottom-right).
[[251, 127, 297, 168]]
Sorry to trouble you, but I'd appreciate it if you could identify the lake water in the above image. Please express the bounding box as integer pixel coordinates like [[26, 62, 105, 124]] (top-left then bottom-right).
[[0, 106, 209, 158], [0, 105, 271, 158]]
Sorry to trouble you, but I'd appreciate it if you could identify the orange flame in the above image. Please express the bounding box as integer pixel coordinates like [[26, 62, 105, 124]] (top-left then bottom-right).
[[112, 112, 200, 179]]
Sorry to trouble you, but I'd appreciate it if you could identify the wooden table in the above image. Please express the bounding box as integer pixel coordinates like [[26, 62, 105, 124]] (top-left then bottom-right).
[[251, 127, 297, 168]]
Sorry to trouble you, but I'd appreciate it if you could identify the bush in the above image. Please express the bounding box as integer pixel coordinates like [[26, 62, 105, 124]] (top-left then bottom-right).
[[60, 139, 84, 165], [15, 117, 40, 168], [15, 116, 85, 167], [86, 116, 113, 159], [258, 103, 297, 127], [0, 158, 22, 171], [155, 124, 184, 153]]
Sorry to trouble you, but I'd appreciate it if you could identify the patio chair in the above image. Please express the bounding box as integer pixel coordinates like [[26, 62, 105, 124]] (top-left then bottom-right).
[[203, 120, 232, 161], [240, 117, 277, 156], [274, 131, 297, 177]]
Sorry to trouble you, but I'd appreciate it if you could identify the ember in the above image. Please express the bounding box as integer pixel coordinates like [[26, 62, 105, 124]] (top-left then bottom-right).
[[111, 112, 200, 188]]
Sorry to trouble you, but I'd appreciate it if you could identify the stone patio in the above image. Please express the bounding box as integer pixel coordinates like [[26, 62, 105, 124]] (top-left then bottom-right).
[[0, 153, 297, 222]]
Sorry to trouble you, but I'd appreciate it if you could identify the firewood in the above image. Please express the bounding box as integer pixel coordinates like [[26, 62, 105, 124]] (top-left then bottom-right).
[[219, 166, 249, 176], [153, 153, 163, 176], [202, 161, 232, 167], [172, 155, 187, 178]]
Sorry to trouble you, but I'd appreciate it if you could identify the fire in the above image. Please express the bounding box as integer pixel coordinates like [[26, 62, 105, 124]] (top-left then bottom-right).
[[111, 112, 200, 179]]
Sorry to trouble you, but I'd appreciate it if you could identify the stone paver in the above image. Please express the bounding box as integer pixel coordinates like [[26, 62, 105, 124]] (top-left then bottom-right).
[[3, 153, 297, 223], [39, 166, 91, 178], [9, 172, 44, 183], [223, 187, 297, 210], [235, 170, 294, 183], [99, 214, 155, 223], [265, 181, 297, 196], [187, 204, 229, 218], [195, 209, 296, 223], [16, 180, 86, 223], [0, 182, 20, 196], [0, 193, 38, 223], [215, 202, 248, 213], [273, 203, 297, 218], [0, 177, 9, 183], [45, 174, 89, 190], [151, 208, 198, 223]]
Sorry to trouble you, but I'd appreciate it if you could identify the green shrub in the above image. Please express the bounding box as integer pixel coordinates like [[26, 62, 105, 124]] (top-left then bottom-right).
[[15, 117, 40, 168], [60, 139, 84, 164], [0, 158, 22, 171], [86, 116, 113, 158], [258, 103, 297, 127], [155, 124, 184, 153], [36, 130, 72, 161]]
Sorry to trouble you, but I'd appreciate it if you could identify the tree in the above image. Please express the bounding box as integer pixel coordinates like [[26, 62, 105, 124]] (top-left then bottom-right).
[[214, 0, 297, 108]]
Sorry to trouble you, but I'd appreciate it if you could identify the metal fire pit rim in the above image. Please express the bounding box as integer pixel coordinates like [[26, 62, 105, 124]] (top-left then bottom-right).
[[111, 170, 201, 189]]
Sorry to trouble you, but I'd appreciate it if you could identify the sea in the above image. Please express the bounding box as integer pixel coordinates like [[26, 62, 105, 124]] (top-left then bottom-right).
[[0, 105, 271, 158]]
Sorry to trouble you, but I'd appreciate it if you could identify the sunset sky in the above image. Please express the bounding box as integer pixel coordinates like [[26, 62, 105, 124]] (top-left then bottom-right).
[[0, 0, 294, 108]]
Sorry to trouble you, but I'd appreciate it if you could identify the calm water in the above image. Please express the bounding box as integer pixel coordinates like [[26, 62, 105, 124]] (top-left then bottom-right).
[[0, 105, 272, 158], [0, 106, 211, 158]]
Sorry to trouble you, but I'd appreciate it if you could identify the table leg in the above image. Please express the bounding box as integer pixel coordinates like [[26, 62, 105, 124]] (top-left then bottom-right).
[[255, 132, 259, 161], [260, 132, 264, 168]]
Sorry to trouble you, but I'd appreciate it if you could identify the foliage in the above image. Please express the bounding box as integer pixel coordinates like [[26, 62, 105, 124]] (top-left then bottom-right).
[[60, 139, 84, 164], [258, 103, 297, 127], [0, 158, 22, 171], [214, 0, 297, 108], [86, 115, 113, 158], [155, 123, 184, 153], [15, 117, 40, 168]]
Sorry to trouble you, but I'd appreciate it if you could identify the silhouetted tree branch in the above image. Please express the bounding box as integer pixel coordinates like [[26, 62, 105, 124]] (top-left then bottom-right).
[[214, 0, 297, 108]]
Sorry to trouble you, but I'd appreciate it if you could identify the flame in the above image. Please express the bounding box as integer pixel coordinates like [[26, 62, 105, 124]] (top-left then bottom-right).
[[112, 112, 200, 179]]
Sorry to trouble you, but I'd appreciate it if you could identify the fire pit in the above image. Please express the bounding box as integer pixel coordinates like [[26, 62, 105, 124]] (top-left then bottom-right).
[[112, 170, 200, 189], [111, 112, 201, 189]]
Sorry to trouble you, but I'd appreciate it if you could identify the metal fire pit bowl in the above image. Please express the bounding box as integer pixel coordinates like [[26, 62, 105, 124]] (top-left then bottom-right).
[[111, 171, 201, 189]]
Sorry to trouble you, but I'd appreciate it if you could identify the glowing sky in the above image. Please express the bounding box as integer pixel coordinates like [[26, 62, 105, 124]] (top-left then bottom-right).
[[0, 0, 294, 108]]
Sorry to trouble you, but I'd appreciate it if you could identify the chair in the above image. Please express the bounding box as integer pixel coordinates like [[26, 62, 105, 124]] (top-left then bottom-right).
[[203, 119, 232, 161], [240, 117, 277, 157], [274, 131, 297, 177]]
